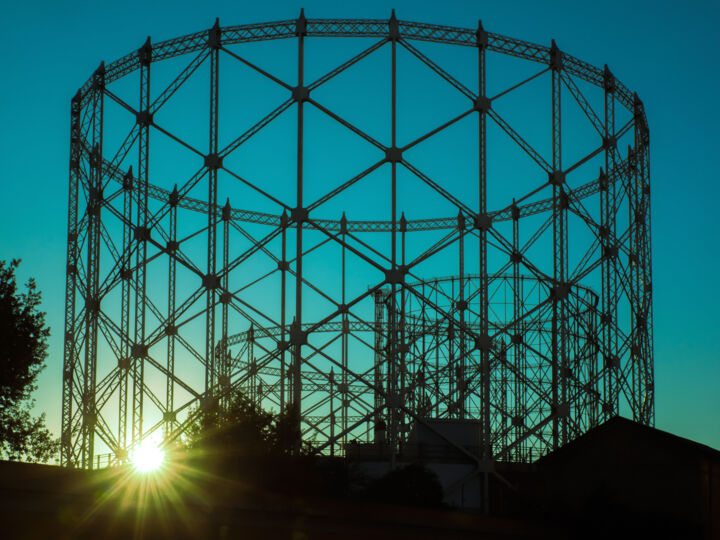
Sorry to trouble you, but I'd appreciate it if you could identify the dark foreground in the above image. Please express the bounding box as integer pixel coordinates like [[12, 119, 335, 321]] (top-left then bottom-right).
[[1, 418, 717, 539], [0, 459, 561, 540]]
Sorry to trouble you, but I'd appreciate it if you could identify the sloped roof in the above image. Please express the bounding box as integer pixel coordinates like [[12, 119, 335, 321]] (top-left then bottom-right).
[[537, 416, 720, 465]]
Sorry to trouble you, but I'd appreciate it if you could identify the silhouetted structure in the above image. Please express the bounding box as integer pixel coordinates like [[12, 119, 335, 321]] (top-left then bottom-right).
[[4, 418, 715, 538], [61, 12, 653, 510]]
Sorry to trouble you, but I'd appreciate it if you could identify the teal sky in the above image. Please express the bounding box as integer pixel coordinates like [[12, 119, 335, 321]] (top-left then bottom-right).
[[1, 0, 718, 451]]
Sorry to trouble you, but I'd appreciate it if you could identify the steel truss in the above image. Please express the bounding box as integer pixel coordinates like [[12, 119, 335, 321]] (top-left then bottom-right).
[[62, 12, 653, 492]]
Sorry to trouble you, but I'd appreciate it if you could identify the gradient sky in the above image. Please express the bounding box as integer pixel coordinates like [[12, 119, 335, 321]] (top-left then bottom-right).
[[1, 0, 718, 451]]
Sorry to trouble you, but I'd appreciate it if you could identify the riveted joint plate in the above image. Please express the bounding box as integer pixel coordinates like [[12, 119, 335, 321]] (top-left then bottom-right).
[[204, 153, 223, 170], [385, 145, 402, 163], [476, 24, 488, 49], [388, 13, 400, 41], [291, 206, 309, 224], [138, 39, 152, 66], [222, 203, 232, 221], [599, 171, 609, 191], [552, 403, 570, 417], [83, 412, 97, 427], [605, 354, 620, 369], [384, 265, 407, 284], [208, 22, 221, 50], [86, 297, 100, 313], [474, 213, 492, 231], [200, 396, 217, 412], [296, 12, 307, 37], [123, 173, 134, 191], [290, 325, 307, 346], [550, 42, 563, 71], [551, 283, 569, 300], [202, 273, 220, 289], [386, 393, 402, 408], [134, 226, 150, 242], [292, 86, 310, 102], [559, 190, 569, 210], [549, 170, 566, 186], [474, 95, 492, 113], [136, 110, 153, 127], [603, 245, 618, 259], [131, 343, 148, 359], [603, 136, 616, 150], [92, 64, 105, 90], [474, 334, 492, 352], [603, 66, 615, 93]]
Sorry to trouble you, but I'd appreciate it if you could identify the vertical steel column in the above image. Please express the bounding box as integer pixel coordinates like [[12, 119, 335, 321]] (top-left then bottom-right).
[[400, 214, 407, 433], [457, 213, 466, 419], [602, 65, 618, 420], [476, 21, 490, 513], [280, 210, 288, 411], [388, 10, 400, 463], [293, 10, 307, 454], [220, 199, 230, 411], [511, 202, 523, 461], [166, 185, 178, 434], [634, 97, 654, 425], [133, 39, 151, 445], [628, 137, 639, 421], [206, 20, 220, 403], [588, 288, 599, 429], [373, 289, 385, 430], [642, 136, 654, 426], [119, 167, 134, 457], [340, 213, 348, 447], [550, 40, 566, 448], [329, 368, 335, 456], [62, 92, 82, 467], [82, 64, 105, 468]]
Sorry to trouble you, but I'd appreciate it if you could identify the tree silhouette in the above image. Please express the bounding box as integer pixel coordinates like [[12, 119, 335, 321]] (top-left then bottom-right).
[[185, 392, 305, 465], [182, 391, 351, 498], [0, 259, 58, 462]]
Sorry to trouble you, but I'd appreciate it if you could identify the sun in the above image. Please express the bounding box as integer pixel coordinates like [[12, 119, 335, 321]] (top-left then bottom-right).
[[131, 438, 165, 473]]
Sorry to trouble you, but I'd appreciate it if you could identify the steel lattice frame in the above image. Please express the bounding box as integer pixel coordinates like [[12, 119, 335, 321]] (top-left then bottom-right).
[[62, 12, 653, 474]]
